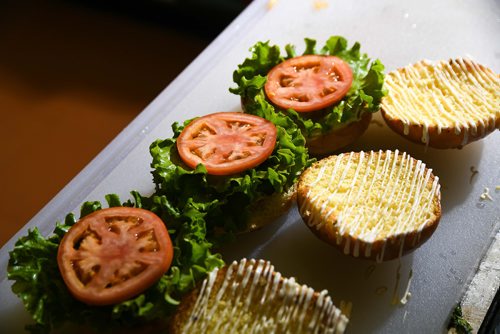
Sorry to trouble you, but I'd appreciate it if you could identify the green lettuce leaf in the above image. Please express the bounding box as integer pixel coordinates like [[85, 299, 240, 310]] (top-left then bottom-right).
[[230, 36, 387, 138], [150, 113, 311, 242], [8, 193, 224, 333]]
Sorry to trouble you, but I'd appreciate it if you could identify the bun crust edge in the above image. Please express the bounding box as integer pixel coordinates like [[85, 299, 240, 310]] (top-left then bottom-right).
[[169, 259, 349, 334], [380, 109, 500, 149], [297, 152, 442, 262], [306, 112, 373, 156], [380, 59, 500, 149]]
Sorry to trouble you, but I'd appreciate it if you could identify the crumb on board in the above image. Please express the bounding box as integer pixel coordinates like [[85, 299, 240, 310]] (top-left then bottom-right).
[[313, 0, 329, 10], [479, 187, 493, 201], [267, 0, 278, 9]]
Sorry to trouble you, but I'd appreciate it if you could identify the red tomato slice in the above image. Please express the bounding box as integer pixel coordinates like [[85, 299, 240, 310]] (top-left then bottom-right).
[[176, 112, 277, 176], [57, 207, 173, 306], [264, 55, 353, 112]]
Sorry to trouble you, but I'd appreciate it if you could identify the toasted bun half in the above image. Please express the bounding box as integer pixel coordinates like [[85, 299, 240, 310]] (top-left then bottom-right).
[[297, 150, 441, 262], [306, 112, 372, 156], [381, 58, 500, 149], [170, 258, 349, 334]]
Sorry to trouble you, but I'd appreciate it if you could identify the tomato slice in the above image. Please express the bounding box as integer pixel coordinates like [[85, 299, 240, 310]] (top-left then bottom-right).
[[57, 207, 173, 306], [176, 112, 277, 176], [264, 55, 353, 112]]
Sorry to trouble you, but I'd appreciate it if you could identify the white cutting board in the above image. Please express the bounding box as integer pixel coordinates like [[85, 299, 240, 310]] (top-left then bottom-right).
[[1, 0, 499, 333]]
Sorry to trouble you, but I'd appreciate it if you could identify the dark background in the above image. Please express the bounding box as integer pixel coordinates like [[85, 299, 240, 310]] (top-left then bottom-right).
[[0, 0, 246, 247]]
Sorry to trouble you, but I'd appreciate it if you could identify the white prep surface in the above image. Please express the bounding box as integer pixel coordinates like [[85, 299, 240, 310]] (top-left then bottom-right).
[[1, 0, 499, 333]]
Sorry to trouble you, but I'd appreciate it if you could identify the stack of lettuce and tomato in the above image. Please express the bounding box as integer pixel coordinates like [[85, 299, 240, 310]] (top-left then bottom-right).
[[230, 36, 386, 140], [7, 193, 223, 333], [8, 94, 311, 332], [149, 110, 311, 242]]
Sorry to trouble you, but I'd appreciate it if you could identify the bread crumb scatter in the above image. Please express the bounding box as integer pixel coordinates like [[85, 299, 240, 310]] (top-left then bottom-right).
[[267, 0, 278, 9], [479, 187, 493, 201], [313, 0, 329, 10], [381, 58, 500, 148]]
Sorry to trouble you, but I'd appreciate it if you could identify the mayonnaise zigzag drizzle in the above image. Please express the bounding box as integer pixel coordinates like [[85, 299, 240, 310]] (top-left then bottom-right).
[[299, 150, 441, 262], [181, 258, 349, 333], [382, 58, 499, 147]]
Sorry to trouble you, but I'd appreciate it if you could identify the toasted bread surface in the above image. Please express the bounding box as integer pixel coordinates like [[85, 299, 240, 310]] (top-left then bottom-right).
[[381, 58, 500, 149], [297, 150, 441, 262], [170, 258, 349, 334]]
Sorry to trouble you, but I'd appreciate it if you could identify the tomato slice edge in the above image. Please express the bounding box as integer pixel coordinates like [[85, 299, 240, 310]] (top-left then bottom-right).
[[264, 55, 353, 113], [176, 112, 277, 176], [57, 207, 173, 306]]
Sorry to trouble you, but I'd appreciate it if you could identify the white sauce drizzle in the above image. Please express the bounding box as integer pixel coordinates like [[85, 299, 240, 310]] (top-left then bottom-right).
[[382, 58, 500, 146], [301, 150, 440, 262], [400, 269, 413, 305], [390, 264, 414, 306], [181, 259, 349, 333]]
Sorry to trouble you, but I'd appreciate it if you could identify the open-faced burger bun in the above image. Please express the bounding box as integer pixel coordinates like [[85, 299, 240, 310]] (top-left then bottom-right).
[[381, 58, 500, 149], [170, 258, 349, 334], [297, 150, 441, 262], [232, 37, 386, 157]]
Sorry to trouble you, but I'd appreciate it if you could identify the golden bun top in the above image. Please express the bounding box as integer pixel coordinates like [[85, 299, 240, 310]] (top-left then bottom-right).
[[298, 150, 441, 261], [381, 58, 499, 147], [172, 258, 349, 333]]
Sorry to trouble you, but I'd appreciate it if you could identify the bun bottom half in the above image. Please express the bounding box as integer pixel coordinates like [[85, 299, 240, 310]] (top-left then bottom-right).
[[306, 112, 372, 156], [243, 184, 296, 233]]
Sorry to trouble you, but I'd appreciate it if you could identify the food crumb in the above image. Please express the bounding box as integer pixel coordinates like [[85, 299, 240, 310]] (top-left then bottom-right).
[[479, 187, 493, 201], [267, 0, 278, 9], [469, 166, 478, 184], [495, 185, 500, 191], [313, 0, 329, 10]]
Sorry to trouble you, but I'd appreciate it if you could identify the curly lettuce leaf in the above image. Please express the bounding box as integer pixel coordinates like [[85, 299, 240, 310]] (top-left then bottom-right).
[[150, 113, 311, 241], [8, 193, 223, 333], [230, 36, 387, 138]]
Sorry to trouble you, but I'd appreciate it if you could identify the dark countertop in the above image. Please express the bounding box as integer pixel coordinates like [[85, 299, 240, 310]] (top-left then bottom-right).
[[0, 0, 242, 247]]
